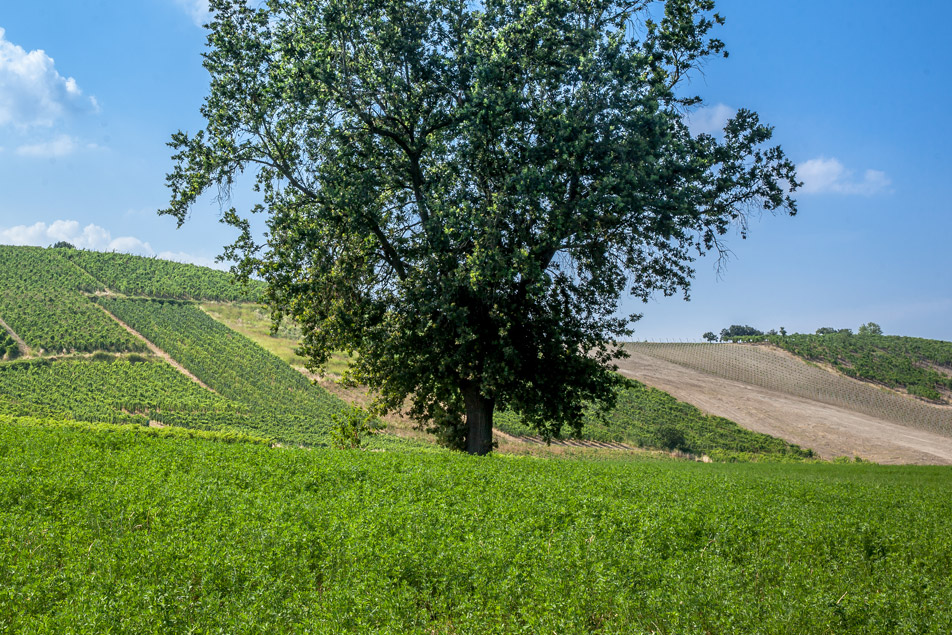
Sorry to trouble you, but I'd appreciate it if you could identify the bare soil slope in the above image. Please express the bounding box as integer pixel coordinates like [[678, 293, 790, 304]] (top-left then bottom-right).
[[617, 346, 952, 464]]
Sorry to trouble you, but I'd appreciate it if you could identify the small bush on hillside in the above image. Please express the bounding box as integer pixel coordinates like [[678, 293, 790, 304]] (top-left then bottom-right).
[[654, 424, 691, 453], [331, 405, 380, 449]]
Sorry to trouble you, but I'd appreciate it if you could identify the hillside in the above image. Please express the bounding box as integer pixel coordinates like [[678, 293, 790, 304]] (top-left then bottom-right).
[[2, 246, 952, 631], [0, 245, 357, 447], [621, 342, 952, 464], [747, 331, 952, 403], [0, 244, 809, 459]]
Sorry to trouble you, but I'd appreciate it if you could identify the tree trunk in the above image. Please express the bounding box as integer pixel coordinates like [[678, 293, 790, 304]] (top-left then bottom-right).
[[463, 384, 494, 456]]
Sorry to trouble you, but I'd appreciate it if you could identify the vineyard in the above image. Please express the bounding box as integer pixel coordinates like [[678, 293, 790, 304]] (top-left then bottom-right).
[[97, 297, 355, 445], [745, 332, 952, 402], [495, 378, 814, 460], [0, 246, 145, 353], [61, 248, 265, 302], [625, 342, 952, 437], [0, 355, 252, 430], [0, 332, 19, 360]]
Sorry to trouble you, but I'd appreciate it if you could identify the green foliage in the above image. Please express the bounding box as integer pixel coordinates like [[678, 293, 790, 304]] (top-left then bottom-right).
[[858, 321, 884, 337], [2, 420, 951, 632], [163, 0, 798, 453], [0, 356, 250, 429], [496, 378, 813, 460], [750, 331, 952, 403], [331, 404, 380, 449], [62, 249, 264, 302], [702, 331, 718, 342], [0, 246, 145, 353], [0, 332, 19, 360], [50, 241, 75, 249], [98, 297, 352, 445], [2, 414, 272, 445], [719, 324, 763, 341]]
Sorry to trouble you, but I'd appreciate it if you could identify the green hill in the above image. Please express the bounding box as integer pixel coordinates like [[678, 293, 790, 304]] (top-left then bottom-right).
[[2, 245, 952, 631], [0, 244, 810, 459], [748, 331, 952, 403]]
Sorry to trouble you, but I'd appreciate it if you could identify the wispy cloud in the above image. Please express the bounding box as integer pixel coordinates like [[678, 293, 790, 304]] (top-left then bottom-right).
[[685, 103, 736, 137], [173, 0, 210, 27], [0, 219, 225, 269], [14, 134, 102, 158], [0, 28, 99, 128], [797, 157, 891, 196]]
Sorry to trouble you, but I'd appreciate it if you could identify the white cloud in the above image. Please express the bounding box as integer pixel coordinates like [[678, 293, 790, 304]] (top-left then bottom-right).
[[685, 103, 736, 136], [0, 219, 226, 269], [797, 157, 892, 196], [15, 134, 76, 158], [14, 135, 104, 158], [0, 220, 153, 254], [0, 28, 98, 128], [158, 250, 226, 270], [174, 0, 211, 26]]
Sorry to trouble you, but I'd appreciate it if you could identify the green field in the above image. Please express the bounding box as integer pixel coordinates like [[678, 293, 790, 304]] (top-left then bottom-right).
[[0, 246, 144, 354], [62, 248, 265, 302], [0, 355, 251, 430], [96, 297, 355, 446], [2, 247, 952, 632], [2, 417, 949, 633]]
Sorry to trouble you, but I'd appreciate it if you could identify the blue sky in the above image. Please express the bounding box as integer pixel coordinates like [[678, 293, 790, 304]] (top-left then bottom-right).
[[1, 1, 949, 341]]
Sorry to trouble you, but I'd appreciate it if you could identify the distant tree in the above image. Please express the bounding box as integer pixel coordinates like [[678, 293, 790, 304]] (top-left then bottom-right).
[[51, 241, 75, 249], [837, 328, 853, 335], [702, 332, 718, 342], [766, 329, 778, 336], [164, 0, 799, 454], [858, 322, 883, 336], [815, 327, 836, 335], [779, 326, 787, 336], [719, 325, 763, 341]]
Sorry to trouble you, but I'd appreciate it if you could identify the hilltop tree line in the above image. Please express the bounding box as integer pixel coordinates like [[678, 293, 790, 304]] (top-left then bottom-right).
[[704, 322, 883, 342]]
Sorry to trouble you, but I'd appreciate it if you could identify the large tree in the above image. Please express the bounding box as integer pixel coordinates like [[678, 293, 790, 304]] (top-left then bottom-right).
[[164, 0, 798, 454]]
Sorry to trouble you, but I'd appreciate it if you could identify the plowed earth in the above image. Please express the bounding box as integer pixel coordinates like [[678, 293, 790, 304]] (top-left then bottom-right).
[[617, 347, 952, 465]]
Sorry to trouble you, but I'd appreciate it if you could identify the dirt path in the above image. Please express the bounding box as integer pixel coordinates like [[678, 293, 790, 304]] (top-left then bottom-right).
[[95, 304, 217, 393], [616, 349, 952, 465], [0, 316, 31, 357]]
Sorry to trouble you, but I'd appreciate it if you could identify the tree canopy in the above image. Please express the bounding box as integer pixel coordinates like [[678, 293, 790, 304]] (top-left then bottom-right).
[[163, 0, 798, 454], [858, 322, 883, 337]]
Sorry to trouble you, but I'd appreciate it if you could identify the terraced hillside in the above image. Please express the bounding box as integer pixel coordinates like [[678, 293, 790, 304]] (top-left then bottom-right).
[[0, 245, 352, 446], [0, 246, 144, 354], [622, 342, 952, 464], [747, 332, 952, 403], [0, 244, 813, 459]]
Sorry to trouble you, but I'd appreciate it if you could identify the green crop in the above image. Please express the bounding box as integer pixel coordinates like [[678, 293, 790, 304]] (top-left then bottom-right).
[[98, 297, 352, 445], [0, 356, 250, 430], [0, 246, 145, 353], [63, 249, 265, 302], [1, 418, 950, 633]]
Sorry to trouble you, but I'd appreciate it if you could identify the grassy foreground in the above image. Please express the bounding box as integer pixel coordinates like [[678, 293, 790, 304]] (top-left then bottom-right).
[[2, 418, 950, 633]]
